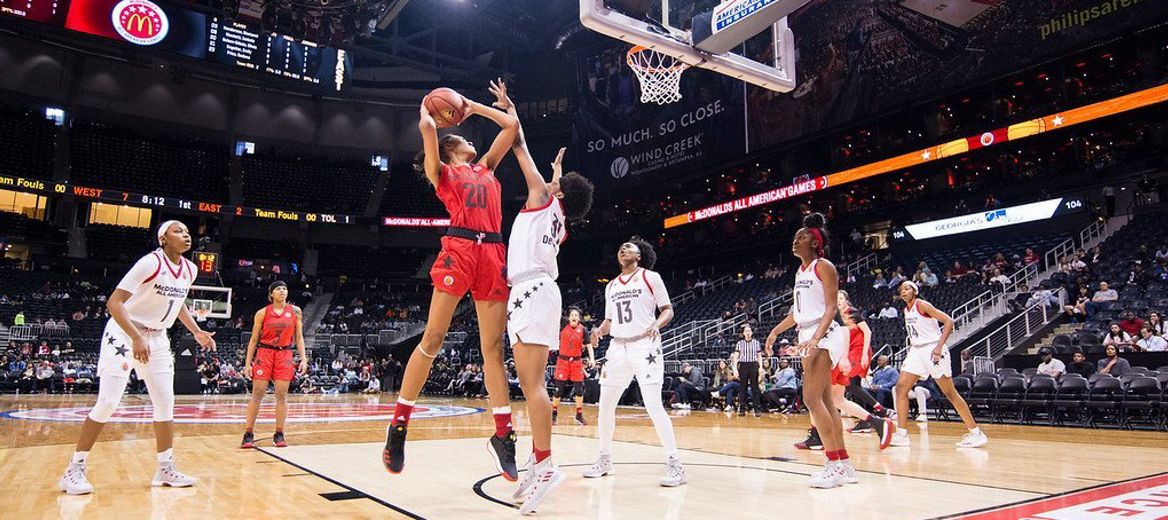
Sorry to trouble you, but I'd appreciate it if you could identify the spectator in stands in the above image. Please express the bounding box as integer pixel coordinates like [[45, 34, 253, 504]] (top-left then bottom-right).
[[1026, 285, 1057, 308], [763, 358, 799, 413], [887, 267, 907, 289], [872, 272, 887, 289], [363, 374, 381, 394], [867, 355, 898, 407], [19, 365, 36, 393], [877, 303, 899, 320], [1134, 326, 1167, 352], [1023, 248, 1039, 266], [1069, 255, 1088, 274], [36, 360, 54, 393], [1147, 312, 1165, 336], [960, 348, 975, 375], [946, 261, 971, 283], [1063, 286, 1090, 322], [1097, 345, 1131, 376], [714, 360, 740, 411], [671, 362, 705, 410], [13, 311, 24, 326], [1036, 348, 1065, 379], [1086, 281, 1118, 317], [1118, 311, 1145, 338], [1067, 351, 1095, 378], [922, 268, 939, 288], [1103, 323, 1133, 350], [988, 269, 1009, 288], [1128, 264, 1151, 289]]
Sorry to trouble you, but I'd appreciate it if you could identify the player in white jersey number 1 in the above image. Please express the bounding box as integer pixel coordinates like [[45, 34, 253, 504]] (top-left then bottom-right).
[[492, 80, 595, 515], [59, 221, 217, 495], [584, 238, 686, 487], [764, 213, 854, 488], [891, 281, 988, 448]]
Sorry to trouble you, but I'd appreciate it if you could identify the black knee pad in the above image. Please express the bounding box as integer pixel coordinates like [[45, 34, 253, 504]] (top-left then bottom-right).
[[572, 382, 584, 396], [553, 380, 569, 398]]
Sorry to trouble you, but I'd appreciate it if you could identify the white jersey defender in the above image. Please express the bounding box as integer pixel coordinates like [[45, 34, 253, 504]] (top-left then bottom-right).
[[599, 267, 670, 388], [97, 249, 197, 378], [901, 299, 951, 379], [792, 259, 848, 366], [506, 198, 566, 348]]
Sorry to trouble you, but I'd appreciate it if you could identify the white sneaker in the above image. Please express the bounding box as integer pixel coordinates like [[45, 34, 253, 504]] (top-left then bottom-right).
[[513, 454, 537, 503], [152, 462, 197, 488], [915, 414, 928, 423], [582, 455, 614, 478], [890, 430, 911, 447], [659, 456, 686, 487], [956, 430, 988, 448], [518, 459, 565, 515], [671, 403, 682, 409], [59, 462, 94, 495], [841, 460, 859, 484], [808, 461, 847, 489]]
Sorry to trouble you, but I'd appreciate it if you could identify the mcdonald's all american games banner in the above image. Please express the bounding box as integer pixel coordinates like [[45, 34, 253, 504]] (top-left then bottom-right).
[[65, 0, 208, 58]]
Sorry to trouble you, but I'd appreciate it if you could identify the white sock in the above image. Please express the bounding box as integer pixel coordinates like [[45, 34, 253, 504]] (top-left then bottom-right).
[[71, 451, 89, 464], [970, 427, 982, 436], [157, 448, 174, 464], [896, 427, 908, 435], [397, 397, 415, 406], [492, 406, 511, 415]]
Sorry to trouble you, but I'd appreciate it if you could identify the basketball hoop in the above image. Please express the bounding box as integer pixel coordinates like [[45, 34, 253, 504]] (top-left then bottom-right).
[[626, 45, 689, 105], [191, 299, 213, 322]]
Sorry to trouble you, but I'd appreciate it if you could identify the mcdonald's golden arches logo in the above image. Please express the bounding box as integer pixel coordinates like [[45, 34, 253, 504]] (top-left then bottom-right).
[[111, 0, 169, 46]]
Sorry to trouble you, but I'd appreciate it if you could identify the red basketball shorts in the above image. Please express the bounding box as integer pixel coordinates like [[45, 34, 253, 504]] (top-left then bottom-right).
[[253, 348, 294, 381], [554, 357, 585, 383], [430, 237, 509, 302]]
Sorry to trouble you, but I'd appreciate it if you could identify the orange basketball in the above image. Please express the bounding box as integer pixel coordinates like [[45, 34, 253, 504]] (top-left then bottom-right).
[[423, 88, 468, 128]]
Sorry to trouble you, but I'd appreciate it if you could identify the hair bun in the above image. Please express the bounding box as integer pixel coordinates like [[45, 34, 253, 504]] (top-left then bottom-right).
[[803, 212, 826, 228]]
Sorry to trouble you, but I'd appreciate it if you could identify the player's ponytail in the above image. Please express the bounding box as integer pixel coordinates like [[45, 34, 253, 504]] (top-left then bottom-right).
[[412, 135, 462, 175], [802, 212, 829, 257]]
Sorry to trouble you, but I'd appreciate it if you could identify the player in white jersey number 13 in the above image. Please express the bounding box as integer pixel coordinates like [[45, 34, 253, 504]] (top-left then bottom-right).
[[891, 281, 987, 449], [585, 238, 686, 488], [493, 80, 595, 515], [59, 221, 217, 496], [764, 213, 855, 488]]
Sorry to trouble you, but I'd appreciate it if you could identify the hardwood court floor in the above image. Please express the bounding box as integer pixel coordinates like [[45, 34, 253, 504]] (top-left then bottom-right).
[[1, 393, 1166, 519]]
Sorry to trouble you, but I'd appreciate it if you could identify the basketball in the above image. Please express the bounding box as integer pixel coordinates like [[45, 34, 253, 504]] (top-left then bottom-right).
[[423, 88, 468, 128]]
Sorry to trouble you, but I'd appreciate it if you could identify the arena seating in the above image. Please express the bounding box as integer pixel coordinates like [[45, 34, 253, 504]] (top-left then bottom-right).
[[70, 121, 230, 203], [377, 170, 446, 217], [0, 106, 58, 180], [85, 224, 153, 263], [241, 154, 376, 214]]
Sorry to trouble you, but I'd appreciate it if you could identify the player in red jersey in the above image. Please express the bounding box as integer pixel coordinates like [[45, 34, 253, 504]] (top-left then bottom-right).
[[384, 83, 521, 481], [241, 281, 307, 449], [551, 308, 596, 425]]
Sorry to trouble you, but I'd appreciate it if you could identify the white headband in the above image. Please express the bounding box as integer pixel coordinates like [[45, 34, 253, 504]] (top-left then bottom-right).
[[157, 220, 183, 242], [902, 280, 920, 293], [623, 242, 641, 255]]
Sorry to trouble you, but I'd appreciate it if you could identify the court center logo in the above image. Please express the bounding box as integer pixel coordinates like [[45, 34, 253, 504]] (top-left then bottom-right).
[[111, 0, 169, 46], [2, 402, 482, 424]]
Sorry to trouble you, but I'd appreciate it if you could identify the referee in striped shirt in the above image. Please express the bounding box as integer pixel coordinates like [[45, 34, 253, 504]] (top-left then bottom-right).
[[732, 325, 763, 417]]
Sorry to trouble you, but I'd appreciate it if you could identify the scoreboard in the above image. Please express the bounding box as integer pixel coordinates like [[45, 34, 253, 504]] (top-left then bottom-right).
[[0, 0, 69, 23], [0, 174, 355, 224], [10, 0, 347, 91]]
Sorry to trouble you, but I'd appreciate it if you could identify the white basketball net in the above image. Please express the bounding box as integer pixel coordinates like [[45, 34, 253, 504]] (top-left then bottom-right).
[[627, 46, 689, 105]]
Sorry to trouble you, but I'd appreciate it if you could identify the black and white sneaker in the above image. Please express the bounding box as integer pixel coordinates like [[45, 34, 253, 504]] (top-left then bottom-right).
[[849, 419, 874, 434], [240, 431, 255, 449], [794, 427, 824, 450], [488, 431, 519, 482]]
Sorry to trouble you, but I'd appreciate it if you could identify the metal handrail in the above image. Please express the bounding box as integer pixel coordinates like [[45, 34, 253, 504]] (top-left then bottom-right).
[[966, 301, 1057, 359]]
